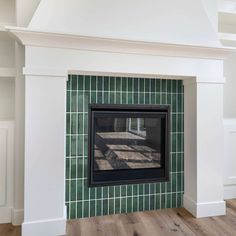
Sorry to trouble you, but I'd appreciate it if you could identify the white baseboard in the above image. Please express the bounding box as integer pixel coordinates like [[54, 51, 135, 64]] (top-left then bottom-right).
[[0, 206, 12, 223], [12, 208, 24, 226], [183, 194, 226, 218], [22, 217, 66, 236], [224, 185, 236, 199]]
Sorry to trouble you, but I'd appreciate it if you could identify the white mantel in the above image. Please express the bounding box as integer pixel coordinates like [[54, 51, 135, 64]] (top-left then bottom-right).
[[7, 25, 233, 236]]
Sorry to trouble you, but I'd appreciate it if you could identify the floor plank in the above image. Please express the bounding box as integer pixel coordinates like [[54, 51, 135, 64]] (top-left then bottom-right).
[[1, 199, 236, 236]]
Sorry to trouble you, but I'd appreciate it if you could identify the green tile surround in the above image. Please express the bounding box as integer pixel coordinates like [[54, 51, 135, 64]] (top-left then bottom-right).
[[66, 75, 184, 219]]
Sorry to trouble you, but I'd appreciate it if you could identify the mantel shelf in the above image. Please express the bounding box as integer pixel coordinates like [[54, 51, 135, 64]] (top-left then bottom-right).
[[0, 67, 16, 78], [219, 32, 236, 48]]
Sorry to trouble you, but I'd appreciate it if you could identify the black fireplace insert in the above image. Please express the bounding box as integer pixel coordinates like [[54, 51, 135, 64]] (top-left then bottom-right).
[[88, 104, 170, 186]]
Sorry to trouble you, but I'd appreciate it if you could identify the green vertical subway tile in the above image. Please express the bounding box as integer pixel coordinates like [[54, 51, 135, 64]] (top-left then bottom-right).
[[177, 193, 182, 207], [91, 92, 96, 103], [172, 173, 177, 192], [138, 184, 144, 195], [161, 80, 167, 92], [97, 92, 103, 103], [109, 186, 114, 198], [70, 158, 77, 179], [71, 113, 77, 134], [90, 187, 96, 199], [78, 114, 83, 134], [83, 201, 89, 218], [109, 198, 115, 215], [70, 202, 76, 219], [66, 180, 70, 202], [115, 186, 120, 197], [66, 114, 71, 134], [104, 92, 108, 103], [70, 179, 77, 201], [78, 75, 84, 90], [172, 114, 177, 133], [121, 198, 126, 214], [91, 76, 96, 90], [133, 197, 138, 212], [150, 184, 155, 194], [71, 135, 76, 156], [167, 194, 171, 208], [145, 79, 150, 92], [103, 199, 108, 215], [151, 93, 155, 104], [83, 180, 89, 199], [139, 78, 144, 92], [97, 76, 103, 91], [145, 93, 150, 104], [167, 80, 172, 93], [104, 77, 109, 91], [85, 75, 90, 90], [77, 201, 83, 218], [66, 135, 70, 157], [171, 193, 177, 208], [103, 186, 108, 198], [121, 186, 126, 197], [139, 92, 144, 104], [77, 179, 84, 200], [96, 187, 102, 199], [151, 79, 155, 92], [128, 93, 132, 104], [177, 114, 182, 132], [134, 93, 138, 103], [122, 92, 126, 104], [161, 183, 165, 193], [77, 158, 83, 178], [167, 93, 171, 105], [66, 92, 71, 112], [84, 92, 89, 112], [138, 196, 144, 211], [66, 203, 70, 219], [172, 133, 177, 152], [156, 194, 160, 209], [128, 78, 133, 91], [127, 185, 132, 196], [127, 197, 132, 212], [110, 92, 115, 104], [145, 184, 149, 195], [90, 200, 96, 217], [161, 194, 166, 209], [156, 93, 160, 104], [78, 92, 83, 112], [110, 77, 115, 91], [122, 77, 127, 91], [116, 92, 121, 104], [167, 182, 171, 193], [133, 185, 138, 196], [71, 91, 77, 112], [96, 199, 102, 216], [150, 195, 155, 210], [116, 77, 121, 91], [84, 113, 88, 134], [76, 135, 83, 156], [155, 183, 160, 193], [161, 94, 166, 104], [172, 80, 177, 93], [177, 173, 182, 192], [66, 158, 70, 179], [115, 198, 121, 214], [177, 80, 183, 93], [71, 75, 77, 90], [172, 154, 177, 172], [144, 196, 150, 211], [83, 159, 88, 178], [171, 94, 177, 112], [134, 78, 138, 91], [177, 133, 182, 152], [156, 80, 161, 92]]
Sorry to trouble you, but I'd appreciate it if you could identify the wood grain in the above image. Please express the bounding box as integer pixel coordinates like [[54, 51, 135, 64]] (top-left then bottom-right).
[[1, 199, 236, 236]]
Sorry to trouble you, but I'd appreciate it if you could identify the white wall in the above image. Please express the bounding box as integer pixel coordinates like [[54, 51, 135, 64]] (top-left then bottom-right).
[[0, 78, 15, 120], [16, 0, 41, 27], [0, 0, 15, 25]]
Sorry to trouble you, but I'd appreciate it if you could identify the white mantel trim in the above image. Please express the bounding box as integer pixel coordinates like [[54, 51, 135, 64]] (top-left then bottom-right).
[[6, 26, 234, 60]]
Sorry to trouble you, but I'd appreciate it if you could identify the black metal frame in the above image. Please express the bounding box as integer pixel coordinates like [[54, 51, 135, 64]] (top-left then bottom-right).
[[88, 104, 170, 187]]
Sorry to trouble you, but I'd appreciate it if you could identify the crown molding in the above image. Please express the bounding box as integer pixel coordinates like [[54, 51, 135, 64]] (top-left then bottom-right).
[[6, 26, 235, 60]]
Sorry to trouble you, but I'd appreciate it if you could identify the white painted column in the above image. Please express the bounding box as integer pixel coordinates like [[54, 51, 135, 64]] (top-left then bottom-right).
[[22, 73, 67, 236], [183, 78, 226, 218]]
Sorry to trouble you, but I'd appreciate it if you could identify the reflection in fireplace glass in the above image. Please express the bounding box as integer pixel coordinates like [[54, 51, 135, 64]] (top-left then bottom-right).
[[94, 117, 162, 171]]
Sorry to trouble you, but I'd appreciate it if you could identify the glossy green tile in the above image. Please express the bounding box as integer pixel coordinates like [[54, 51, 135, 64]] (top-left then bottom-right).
[[70, 202, 76, 219], [91, 76, 96, 90]]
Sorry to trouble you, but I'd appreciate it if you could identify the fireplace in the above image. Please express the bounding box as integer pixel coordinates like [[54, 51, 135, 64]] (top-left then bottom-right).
[[88, 104, 170, 186]]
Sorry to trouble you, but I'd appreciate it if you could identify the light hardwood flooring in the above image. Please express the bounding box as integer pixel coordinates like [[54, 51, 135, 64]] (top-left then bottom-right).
[[1, 199, 236, 236]]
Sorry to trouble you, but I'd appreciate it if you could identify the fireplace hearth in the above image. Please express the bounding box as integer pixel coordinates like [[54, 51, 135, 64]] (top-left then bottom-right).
[[88, 104, 170, 186]]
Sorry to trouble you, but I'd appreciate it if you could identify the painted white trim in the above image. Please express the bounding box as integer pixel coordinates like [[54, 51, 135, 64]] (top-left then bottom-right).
[[183, 194, 226, 218], [23, 67, 67, 77], [0, 206, 12, 223], [224, 185, 236, 200], [6, 26, 234, 60], [12, 208, 24, 226], [22, 217, 66, 236], [0, 67, 16, 78]]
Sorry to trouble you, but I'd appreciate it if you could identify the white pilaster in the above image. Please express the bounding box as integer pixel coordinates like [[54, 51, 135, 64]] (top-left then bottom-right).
[[183, 78, 226, 218], [22, 74, 67, 236]]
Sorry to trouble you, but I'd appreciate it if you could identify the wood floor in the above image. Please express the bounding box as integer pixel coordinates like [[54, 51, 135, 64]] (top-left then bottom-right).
[[1, 199, 236, 236]]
